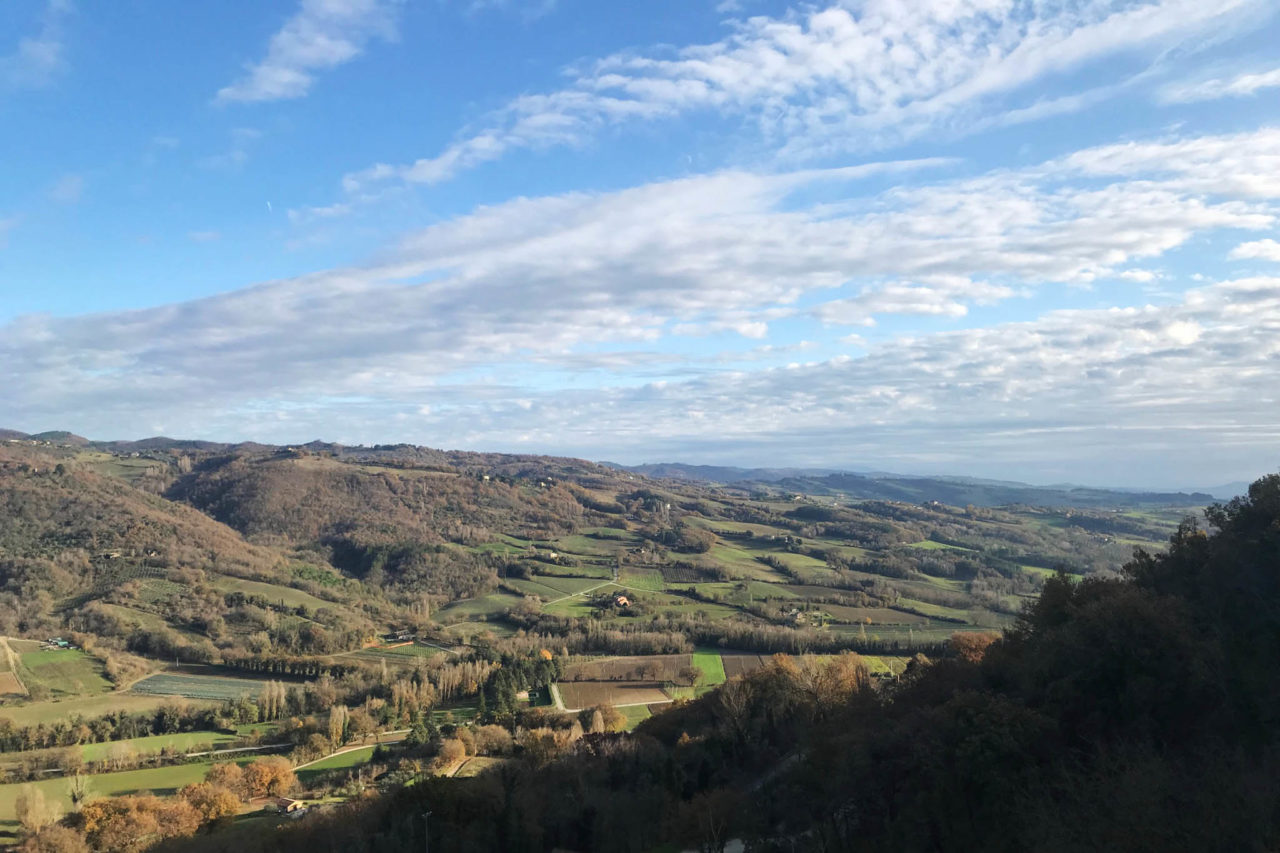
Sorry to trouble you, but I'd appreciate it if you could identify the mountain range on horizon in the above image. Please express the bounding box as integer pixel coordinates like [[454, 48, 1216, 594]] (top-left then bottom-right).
[[1, 427, 1235, 507]]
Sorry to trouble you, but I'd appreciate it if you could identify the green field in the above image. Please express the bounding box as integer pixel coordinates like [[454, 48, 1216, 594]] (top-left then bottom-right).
[[691, 652, 726, 687], [436, 592, 525, 621], [212, 577, 336, 612], [297, 746, 377, 783], [440, 621, 516, 639], [542, 597, 601, 617], [0, 756, 255, 843], [617, 569, 665, 591], [504, 576, 606, 600], [349, 643, 443, 664], [896, 598, 974, 621], [0, 692, 219, 727], [17, 648, 113, 698], [620, 704, 653, 730], [78, 731, 241, 762]]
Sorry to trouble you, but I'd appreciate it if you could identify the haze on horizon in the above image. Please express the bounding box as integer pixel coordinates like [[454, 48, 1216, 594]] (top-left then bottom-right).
[[2, 0, 1279, 490]]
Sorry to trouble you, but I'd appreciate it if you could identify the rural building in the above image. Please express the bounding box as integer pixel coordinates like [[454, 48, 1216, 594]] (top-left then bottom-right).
[[252, 796, 306, 814], [612, 595, 632, 608]]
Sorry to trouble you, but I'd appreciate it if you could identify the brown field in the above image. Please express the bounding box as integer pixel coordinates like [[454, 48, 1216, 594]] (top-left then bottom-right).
[[721, 654, 769, 679], [0, 672, 25, 698], [561, 654, 691, 682], [556, 681, 671, 710]]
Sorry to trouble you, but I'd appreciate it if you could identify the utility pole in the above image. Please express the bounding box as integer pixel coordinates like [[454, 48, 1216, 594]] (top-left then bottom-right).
[[422, 810, 432, 853]]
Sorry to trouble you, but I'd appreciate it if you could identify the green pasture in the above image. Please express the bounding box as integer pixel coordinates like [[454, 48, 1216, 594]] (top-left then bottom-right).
[[620, 704, 653, 730], [542, 597, 599, 617], [822, 604, 929, 625], [907, 540, 972, 551], [617, 569, 665, 591], [0, 693, 219, 727], [895, 598, 973, 621], [691, 652, 726, 687], [440, 621, 516, 639], [18, 648, 112, 698], [436, 592, 525, 621], [0, 755, 255, 843], [297, 745, 376, 782], [212, 577, 335, 612]]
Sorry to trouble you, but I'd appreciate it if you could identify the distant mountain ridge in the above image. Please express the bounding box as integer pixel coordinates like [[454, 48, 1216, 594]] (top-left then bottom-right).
[[615, 462, 1214, 508], [4, 430, 1216, 508]]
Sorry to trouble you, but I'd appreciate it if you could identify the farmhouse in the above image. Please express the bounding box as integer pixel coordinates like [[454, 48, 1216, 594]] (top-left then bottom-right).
[[252, 796, 306, 815], [612, 594, 632, 609]]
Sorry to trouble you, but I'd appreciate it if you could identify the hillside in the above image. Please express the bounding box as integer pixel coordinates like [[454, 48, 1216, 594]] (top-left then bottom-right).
[[0, 444, 377, 662], [0, 437, 1188, 659]]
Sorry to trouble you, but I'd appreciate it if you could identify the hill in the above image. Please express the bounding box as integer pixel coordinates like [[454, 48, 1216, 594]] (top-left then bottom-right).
[[0, 443, 376, 662]]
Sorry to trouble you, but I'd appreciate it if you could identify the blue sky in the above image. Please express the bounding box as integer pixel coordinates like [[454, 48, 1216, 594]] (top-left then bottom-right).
[[2, 0, 1280, 488]]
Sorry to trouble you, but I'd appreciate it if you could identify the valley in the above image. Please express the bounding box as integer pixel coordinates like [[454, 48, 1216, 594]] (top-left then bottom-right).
[[0, 434, 1201, 849]]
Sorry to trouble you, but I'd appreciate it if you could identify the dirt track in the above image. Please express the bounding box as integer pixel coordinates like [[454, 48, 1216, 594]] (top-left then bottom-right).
[[0, 637, 29, 697]]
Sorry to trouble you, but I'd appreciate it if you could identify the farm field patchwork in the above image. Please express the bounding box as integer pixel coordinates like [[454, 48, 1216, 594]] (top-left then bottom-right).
[[562, 655, 692, 682]]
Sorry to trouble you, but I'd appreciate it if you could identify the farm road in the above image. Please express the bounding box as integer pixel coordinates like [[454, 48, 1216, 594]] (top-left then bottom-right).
[[0, 637, 28, 696], [545, 580, 619, 606], [292, 730, 409, 770]]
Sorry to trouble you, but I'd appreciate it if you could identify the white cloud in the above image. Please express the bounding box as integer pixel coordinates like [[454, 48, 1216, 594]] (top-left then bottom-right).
[[4, 127, 1280, 483], [216, 0, 400, 103], [0, 0, 69, 91], [187, 230, 222, 243], [1160, 65, 1280, 102], [345, 0, 1264, 190], [0, 217, 18, 248], [1230, 239, 1280, 262]]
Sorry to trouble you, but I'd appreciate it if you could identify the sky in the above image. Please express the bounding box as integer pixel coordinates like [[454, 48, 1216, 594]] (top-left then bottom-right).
[[2, 0, 1279, 489]]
